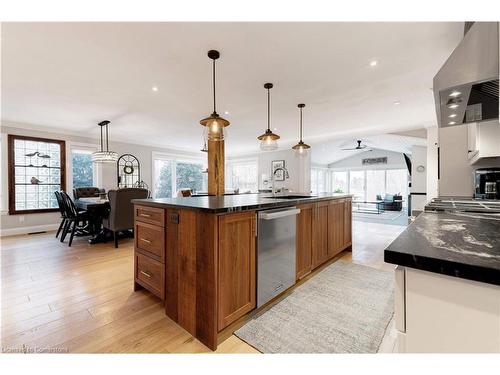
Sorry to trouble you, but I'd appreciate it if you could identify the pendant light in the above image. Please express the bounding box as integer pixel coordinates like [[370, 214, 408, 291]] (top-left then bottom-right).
[[257, 83, 280, 151], [91, 120, 118, 163], [199, 50, 230, 141], [292, 104, 311, 157]]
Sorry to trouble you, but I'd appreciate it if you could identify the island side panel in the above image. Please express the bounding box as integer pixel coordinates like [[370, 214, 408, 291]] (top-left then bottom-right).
[[196, 211, 218, 350], [165, 209, 179, 321], [177, 209, 198, 335]]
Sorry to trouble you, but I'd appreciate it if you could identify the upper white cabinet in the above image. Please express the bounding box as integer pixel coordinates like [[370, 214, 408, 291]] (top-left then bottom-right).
[[467, 120, 500, 164]]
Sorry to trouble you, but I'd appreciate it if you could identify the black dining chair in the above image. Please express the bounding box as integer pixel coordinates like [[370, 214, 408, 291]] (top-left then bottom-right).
[[54, 191, 68, 239], [59, 191, 90, 247]]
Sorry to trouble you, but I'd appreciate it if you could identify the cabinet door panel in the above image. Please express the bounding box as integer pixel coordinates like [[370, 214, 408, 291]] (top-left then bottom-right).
[[296, 204, 313, 280], [218, 212, 256, 330], [344, 198, 352, 247], [328, 199, 345, 258], [312, 202, 329, 269]]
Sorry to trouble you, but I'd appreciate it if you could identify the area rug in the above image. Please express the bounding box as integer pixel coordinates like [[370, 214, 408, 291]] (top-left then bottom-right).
[[235, 261, 394, 353], [353, 210, 405, 221]]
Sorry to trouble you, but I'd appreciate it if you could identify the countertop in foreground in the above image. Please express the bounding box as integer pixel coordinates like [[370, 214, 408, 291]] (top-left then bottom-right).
[[132, 193, 352, 213], [384, 211, 500, 286]]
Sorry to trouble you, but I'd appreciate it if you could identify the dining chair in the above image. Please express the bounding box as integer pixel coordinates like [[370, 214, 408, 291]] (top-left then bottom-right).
[[54, 191, 68, 239], [59, 191, 90, 247], [102, 188, 148, 248]]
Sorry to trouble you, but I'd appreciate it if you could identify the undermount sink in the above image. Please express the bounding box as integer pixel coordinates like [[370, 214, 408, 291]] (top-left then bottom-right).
[[266, 195, 317, 199]]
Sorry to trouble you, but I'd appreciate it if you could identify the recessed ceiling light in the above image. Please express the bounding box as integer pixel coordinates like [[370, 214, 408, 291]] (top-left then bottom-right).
[[449, 113, 457, 118], [224, 111, 229, 115], [449, 91, 461, 97], [448, 121, 456, 125], [152, 86, 159, 92], [274, 128, 278, 131], [369, 60, 378, 67], [393, 101, 400, 105]]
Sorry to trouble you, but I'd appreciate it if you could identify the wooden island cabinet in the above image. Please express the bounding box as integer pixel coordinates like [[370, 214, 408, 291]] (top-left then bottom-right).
[[132, 194, 352, 350]]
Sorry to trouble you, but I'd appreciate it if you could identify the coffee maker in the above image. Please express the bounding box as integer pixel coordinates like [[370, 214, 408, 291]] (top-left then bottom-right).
[[474, 168, 500, 200]]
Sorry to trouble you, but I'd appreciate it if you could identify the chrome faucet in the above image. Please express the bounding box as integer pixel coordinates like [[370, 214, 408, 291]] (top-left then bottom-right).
[[272, 167, 290, 197]]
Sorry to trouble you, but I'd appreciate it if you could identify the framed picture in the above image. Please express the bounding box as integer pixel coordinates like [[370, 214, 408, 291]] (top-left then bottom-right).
[[271, 160, 285, 181]]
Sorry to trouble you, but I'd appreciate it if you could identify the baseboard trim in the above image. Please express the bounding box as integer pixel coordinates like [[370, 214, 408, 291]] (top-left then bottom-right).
[[0, 223, 59, 237]]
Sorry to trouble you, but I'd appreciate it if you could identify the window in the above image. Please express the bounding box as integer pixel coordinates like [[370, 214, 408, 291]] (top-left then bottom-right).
[[386, 169, 408, 197], [349, 171, 365, 201], [175, 161, 205, 193], [311, 167, 328, 194], [8, 135, 66, 214], [152, 153, 207, 198], [366, 170, 386, 200], [71, 149, 94, 188], [332, 171, 348, 193], [226, 159, 258, 193]]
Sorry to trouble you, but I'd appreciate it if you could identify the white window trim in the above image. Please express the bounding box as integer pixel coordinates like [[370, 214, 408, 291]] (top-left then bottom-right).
[[225, 157, 259, 192], [0, 134, 8, 215], [67, 142, 101, 194]]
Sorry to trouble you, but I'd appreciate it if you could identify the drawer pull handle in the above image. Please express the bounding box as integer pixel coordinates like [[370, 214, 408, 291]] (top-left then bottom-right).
[[140, 213, 151, 217], [140, 271, 152, 278], [140, 238, 151, 244]]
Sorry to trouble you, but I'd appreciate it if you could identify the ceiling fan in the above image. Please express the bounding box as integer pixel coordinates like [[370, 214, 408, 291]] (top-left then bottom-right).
[[341, 140, 372, 151]]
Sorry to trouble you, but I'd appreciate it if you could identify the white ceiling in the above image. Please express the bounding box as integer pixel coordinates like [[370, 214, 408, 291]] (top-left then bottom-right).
[[1, 22, 462, 160], [312, 133, 427, 165]]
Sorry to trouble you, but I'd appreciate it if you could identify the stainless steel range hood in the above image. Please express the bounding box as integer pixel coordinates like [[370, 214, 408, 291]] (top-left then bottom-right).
[[433, 22, 499, 127]]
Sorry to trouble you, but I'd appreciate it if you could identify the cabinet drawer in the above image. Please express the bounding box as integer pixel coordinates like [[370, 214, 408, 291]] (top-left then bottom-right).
[[135, 253, 165, 299], [135, 205, 165, 227], [135, 221, 165, 262]]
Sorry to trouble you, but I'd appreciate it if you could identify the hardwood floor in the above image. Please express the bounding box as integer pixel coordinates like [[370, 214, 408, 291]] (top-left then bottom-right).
[[1, 219, 404, 354]]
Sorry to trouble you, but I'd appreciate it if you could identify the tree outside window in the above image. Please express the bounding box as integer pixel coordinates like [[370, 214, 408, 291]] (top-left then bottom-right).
[[72, 151, 94, 188]]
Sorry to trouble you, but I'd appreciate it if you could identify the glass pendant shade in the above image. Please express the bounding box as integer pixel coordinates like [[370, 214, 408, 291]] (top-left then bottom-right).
[[292, 141, 311, 157], [92, 120, 118, 163], [200, 113, 229, 141], [91, 150, 119, 163], [292, 103, 311, 157], [258, 83, 280, 151], [200, 50, 229, 141]]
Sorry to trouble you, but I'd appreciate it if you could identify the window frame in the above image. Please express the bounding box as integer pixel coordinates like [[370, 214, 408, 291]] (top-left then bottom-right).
[[225, 157, 259, 193], [8, 134, 66, 215], [67, 142, 101, 193], [152, 151, 207, 198]]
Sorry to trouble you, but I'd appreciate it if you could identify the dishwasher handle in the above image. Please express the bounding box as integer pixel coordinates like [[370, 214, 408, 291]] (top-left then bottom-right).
[[259, 208, 301, 220]]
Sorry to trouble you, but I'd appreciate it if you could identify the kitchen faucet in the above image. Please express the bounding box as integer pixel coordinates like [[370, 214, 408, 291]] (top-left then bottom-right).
[[272, 167, 290, 197]]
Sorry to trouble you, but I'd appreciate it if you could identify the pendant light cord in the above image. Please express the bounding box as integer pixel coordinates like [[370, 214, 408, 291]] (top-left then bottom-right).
[[106, 123, 109, 151], [212, 58, 216, 114], [299, 107, 303, 142], [100, 124, 103, 152], [267, 87, 270, 131]]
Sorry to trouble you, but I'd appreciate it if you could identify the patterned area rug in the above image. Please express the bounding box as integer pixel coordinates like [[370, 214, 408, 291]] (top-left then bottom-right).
[[235, 261, 394, 353]]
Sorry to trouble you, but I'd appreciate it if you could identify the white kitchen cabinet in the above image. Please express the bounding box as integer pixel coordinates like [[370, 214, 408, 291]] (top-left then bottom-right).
[[468, 120, 500, 164], [394, 267, 500, 353], [438, 125, 474, 196]]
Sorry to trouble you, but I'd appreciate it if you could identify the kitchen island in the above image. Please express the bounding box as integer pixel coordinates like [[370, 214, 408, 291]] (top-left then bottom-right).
[[132, 193, 353, 350], [385, 209, 500, 352]]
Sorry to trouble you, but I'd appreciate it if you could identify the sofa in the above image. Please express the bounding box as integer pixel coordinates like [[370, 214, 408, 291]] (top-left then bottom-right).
[[376, 194, 403, 211]]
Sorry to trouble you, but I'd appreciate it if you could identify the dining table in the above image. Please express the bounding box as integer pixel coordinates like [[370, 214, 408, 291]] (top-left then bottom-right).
[[74, 197, 110, 244]]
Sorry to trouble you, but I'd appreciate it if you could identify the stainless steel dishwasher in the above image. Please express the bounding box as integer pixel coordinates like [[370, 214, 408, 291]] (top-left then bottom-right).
[[257, 206, 300, 307]]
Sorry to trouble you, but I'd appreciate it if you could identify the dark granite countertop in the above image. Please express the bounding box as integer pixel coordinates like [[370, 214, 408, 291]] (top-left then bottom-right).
[[384, 211, 500, 286], [132, 193, 352, 213]]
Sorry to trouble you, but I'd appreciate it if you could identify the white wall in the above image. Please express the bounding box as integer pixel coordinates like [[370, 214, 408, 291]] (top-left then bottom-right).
[[426, 126, 439, 200], [1, 123, 201, 235], [328, 149, 408, 171], [410, 145, 427, 212], [257, 149, 311, 193]]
